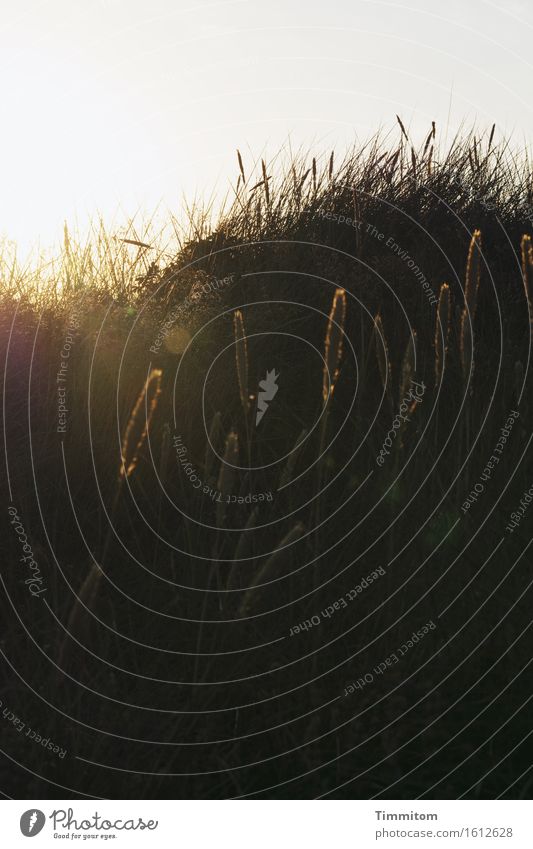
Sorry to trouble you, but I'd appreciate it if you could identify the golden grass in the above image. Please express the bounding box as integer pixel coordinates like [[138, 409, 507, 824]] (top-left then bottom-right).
[[460, 229, 482, 385], [322, 287, 347, 404], [61, 366, 162, 669], [464, 229, 483, 319], [119, 368, 163, 480]]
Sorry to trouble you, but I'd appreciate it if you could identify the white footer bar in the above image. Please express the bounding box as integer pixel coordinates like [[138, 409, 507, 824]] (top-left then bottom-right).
[[1, 800, 531, 848]]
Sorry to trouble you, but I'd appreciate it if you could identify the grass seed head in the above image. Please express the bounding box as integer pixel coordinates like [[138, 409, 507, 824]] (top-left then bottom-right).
[[120, 368, 162, 480], [322, 287, 347, 404]]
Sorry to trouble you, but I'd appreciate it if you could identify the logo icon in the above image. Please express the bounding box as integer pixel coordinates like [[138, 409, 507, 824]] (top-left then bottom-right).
[[20, 810, 46, 837], [256, 369, 279, 425]]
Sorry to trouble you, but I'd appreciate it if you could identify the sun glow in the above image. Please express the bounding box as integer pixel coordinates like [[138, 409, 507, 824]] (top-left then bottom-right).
[[1, 0, 531, 259], [0, 31, 162, 255]]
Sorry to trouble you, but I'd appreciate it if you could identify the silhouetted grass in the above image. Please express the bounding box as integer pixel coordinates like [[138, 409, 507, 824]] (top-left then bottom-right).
[[1, 125, 533, 800]]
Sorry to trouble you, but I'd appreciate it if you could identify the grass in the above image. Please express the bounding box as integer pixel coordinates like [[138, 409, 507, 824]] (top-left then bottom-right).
[[1, 124, 533, 799]]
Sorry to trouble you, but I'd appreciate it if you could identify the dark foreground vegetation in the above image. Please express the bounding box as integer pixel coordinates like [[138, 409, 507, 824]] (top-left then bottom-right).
[[1, 125, 533, 798]]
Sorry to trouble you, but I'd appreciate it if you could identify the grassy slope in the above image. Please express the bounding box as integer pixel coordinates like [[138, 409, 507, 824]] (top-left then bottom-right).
[[1, 127, 533, 798]]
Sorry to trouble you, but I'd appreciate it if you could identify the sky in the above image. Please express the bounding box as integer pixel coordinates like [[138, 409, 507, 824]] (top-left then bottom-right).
[[1, 0, 533, 254]]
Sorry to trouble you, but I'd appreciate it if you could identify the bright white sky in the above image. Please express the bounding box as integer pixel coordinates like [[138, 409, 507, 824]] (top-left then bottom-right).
[[1, 0, 532, 254]]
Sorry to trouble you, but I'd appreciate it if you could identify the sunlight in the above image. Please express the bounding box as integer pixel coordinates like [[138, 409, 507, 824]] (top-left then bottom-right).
[[2, 0, 530, 259], [0, 42, 156, 255]]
